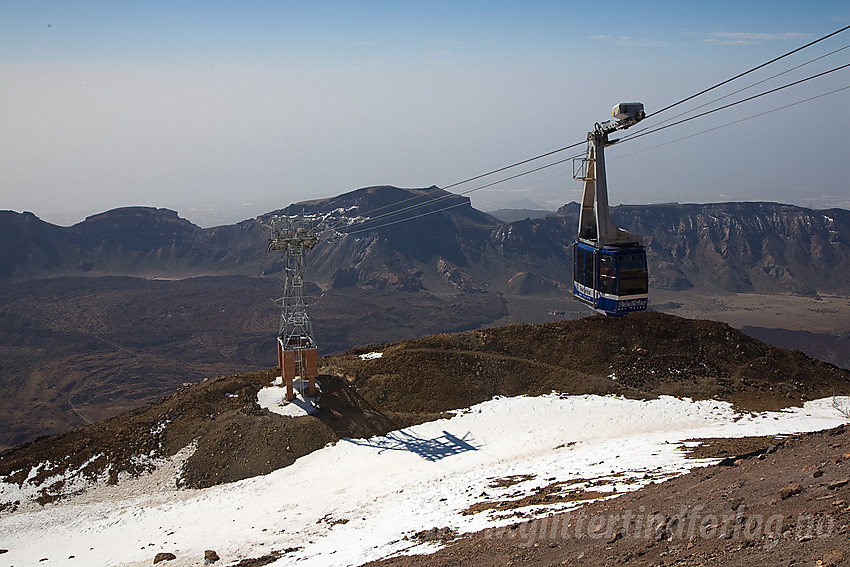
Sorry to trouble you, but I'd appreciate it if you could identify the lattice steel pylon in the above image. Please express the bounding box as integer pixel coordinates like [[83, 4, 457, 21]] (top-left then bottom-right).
[[268, 216, 320, 401]]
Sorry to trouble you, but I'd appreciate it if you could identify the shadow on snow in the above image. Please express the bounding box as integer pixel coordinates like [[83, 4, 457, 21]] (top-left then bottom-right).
[[345, 430, 479, 461]]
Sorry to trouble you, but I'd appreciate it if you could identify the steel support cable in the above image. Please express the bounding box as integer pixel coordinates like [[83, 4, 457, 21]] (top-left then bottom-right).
[[343, 155, 577, 235], [348, 81, 850, 235], [528, 78, 850, 186], [619, 62, 850, 144], [439, 140, 586, 192], [621, 42, 850, 142], [330, 27, 850, 237], [645, 24, 850, 120], [519, 84, 850, 189], [322, 190, 454, 233], [612, 84, 850, 161], [327, 139, 586, 233], [512, 80, 846, 186]]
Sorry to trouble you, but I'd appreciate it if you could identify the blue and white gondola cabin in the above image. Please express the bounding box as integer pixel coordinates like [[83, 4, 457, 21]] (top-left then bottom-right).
[[571, 102, 650, 316], [573, 241, 648, 315]]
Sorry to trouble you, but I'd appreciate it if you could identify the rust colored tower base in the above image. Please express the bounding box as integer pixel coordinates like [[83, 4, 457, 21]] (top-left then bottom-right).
[[278, 339, 318, 401]]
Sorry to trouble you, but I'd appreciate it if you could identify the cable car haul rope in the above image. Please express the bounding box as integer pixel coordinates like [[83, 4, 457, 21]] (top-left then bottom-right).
[[329, 24, 849, 239], [288, 25, 849, 315]]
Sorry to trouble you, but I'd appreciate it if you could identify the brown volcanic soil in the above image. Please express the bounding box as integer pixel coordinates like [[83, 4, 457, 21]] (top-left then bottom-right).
[[2, 312, 849, 511], [2, 273, 845, 454], [0, 367, 446, 508], [0, 276, 278, 450], [0, 275, 507, 450], [333, 311, 850, 414], [367, 425, 850, 567]]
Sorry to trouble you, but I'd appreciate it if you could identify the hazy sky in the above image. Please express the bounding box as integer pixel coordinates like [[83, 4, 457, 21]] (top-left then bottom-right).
[[2, 1, 849, 227]]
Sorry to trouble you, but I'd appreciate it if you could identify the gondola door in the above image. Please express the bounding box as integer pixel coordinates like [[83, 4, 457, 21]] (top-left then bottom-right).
[[573, 241, 599, 309]]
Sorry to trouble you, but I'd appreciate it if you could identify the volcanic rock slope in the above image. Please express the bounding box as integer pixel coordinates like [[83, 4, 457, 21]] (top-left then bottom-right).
[[2, 187, 848, 296], [2, 312, 848, 508], [2, 187, 849, 449], [615, 201, 850, 295], [0, 273, 509, 450]]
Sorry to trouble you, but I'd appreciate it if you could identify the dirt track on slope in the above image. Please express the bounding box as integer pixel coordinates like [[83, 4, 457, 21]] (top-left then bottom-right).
[[2, 312, 849, 509], [329, 311, 850, 415]]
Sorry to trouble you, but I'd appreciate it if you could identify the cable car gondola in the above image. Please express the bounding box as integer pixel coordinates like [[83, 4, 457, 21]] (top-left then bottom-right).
[[572, 103, 649, 316], [573, 241, 648, 315]]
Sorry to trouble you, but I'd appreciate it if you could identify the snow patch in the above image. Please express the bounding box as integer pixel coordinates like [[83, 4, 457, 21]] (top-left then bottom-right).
[[359, 351, 384, 360], [257, 377, 320, 417], [150, 419, 170, 436], [1, 453, 107, 512], [0, 441, 202, 515], [1, 395, 848, 567]]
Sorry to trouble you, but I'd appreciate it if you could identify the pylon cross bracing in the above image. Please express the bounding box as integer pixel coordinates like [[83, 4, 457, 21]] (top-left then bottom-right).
[[268, 216, 320, 401]]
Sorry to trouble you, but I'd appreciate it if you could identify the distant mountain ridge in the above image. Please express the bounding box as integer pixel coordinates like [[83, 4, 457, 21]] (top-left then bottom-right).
[[486, 208, 556, 223], [2, 189, 849, 449], [608, 201, 850, 295], [2, 186, 848, 295], [0, 207, 267, 281]]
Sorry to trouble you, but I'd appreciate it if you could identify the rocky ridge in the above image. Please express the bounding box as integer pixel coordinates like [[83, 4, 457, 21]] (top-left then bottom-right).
[[2, 188, 848, 296]]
